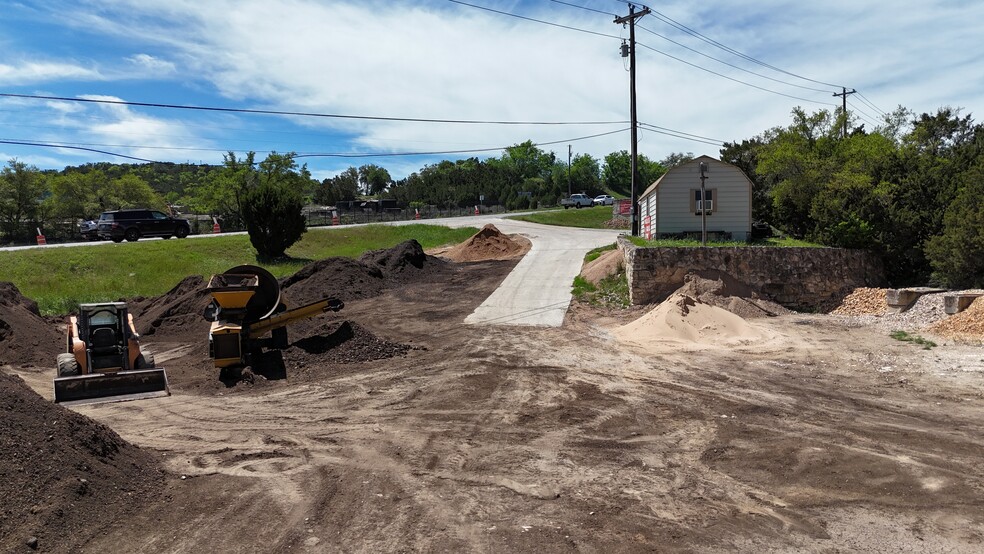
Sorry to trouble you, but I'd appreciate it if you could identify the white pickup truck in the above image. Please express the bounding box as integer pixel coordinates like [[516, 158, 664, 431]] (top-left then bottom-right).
[[560, 193, 594, 209]]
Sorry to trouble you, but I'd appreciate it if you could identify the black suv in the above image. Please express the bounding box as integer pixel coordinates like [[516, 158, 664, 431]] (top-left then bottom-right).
[[97, 209, 191, 242]]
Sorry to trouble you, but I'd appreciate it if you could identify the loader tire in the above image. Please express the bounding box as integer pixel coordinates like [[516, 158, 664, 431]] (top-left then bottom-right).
[[57, 353, 80, 377], [135, 352, 156, 369]]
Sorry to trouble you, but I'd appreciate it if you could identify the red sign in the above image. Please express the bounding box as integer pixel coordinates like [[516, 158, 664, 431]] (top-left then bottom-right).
[[615, 199, 632, 216]]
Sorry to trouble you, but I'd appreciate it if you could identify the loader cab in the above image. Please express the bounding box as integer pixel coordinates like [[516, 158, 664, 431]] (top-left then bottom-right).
[[77, 303, 131, 372]]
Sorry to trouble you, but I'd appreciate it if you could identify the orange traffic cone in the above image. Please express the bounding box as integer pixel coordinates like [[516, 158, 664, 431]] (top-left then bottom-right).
[[212, 217, 221, 233], [331, 211, 340, 225], [36, 228, 46, 245], [415, 208, 420, 220], [474, 205, 480, 216]]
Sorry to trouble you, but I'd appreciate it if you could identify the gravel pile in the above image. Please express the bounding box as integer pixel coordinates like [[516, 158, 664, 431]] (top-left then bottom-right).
[[831, 287, 888, 316], [928, 297, 984, 340]]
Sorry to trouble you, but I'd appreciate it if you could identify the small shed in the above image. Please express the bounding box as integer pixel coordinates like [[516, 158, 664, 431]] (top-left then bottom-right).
[[638, 155, 752, 241]]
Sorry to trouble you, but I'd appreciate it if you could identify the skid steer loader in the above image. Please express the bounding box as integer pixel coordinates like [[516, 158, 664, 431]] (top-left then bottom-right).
[[54, 302, 170, 405]]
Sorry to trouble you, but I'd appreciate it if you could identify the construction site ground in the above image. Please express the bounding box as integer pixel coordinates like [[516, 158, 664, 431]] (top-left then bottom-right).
[[3, 228, 984, 553]]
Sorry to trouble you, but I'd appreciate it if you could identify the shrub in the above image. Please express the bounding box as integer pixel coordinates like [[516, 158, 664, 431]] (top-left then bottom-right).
[[241, 180, 306, 261]]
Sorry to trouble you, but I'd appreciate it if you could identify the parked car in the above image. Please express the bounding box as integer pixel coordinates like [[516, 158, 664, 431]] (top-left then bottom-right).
[[592, 195, 615, 206], [97, 209, 191, 243], [79, 219, 100, 241], [560, 194, 594, 209]]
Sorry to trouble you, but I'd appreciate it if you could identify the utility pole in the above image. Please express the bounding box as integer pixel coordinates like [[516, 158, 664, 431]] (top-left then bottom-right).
[[615, 4, 650, 236], [699, 161, 708, 246], [568, 144, 572, 197], [832, 87, 857, 138]]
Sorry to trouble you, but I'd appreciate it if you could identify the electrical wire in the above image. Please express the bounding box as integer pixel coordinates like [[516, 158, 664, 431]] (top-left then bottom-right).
[[0, 93, 628, 126], [856, 92, 887, 118], [0, 139, 159, 163], [447, 0, 620, 39], [549, 0, 617, 17], [638, 123, 723, 146]]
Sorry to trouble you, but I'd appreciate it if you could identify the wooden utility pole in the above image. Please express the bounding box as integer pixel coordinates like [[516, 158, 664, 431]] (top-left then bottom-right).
[[699, 161, 708, 246], [615, 4, 650, 236], [568, 144, 572, 197], [832, 87, 857, 138]]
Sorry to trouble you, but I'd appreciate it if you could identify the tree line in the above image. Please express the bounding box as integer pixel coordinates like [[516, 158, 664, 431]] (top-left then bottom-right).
[[1, 105, 982, 286]]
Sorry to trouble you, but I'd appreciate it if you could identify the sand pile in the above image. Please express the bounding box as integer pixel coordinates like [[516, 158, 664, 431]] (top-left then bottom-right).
[[0, 282, 62, 368], [0, 371, 163, 553], [927, 297, 984, 340], [580, 249, 623, 286], [613, 292, 772, 346], [831, 288, 888, 316], [676, 271, 790, 319], [439, 224, 529, 262]]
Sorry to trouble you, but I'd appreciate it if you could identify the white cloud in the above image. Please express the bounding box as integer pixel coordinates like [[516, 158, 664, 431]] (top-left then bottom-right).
[[125, 53, 177, 75], [0, 61, 102, 85], [9, 0, 984, 174]]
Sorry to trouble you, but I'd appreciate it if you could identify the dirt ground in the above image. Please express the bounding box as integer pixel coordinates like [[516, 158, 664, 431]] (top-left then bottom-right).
[[3, 235, 984, 553]]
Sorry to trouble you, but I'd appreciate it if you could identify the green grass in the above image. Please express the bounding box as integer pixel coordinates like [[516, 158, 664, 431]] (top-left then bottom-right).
[[890, 330, 937, 350], [572, 271, 629, 308], [584, 243, 617, 263], [508, 205, 614, 229], [0, 224, 477, 315], [626, 235, 823, 248]]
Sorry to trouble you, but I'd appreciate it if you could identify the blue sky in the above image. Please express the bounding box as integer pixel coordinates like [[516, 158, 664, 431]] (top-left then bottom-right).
[[1, 0, 982, 181]]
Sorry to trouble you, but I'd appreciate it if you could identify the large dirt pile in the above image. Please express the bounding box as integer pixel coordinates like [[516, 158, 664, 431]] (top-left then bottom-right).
[[831, 287, 888, 316], [0, 282, 62, 368], [283, 239, 446, 306], [927, 297, 984, 340], [439, 224, 528, 262], [128, 275, 213, 338], [0, 371, 164, 553]]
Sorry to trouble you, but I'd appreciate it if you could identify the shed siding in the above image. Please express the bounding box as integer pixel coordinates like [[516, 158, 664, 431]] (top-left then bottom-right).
[[640, 157, 751, 240]]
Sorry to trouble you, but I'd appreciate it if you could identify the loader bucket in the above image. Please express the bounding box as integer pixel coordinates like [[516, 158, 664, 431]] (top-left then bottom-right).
[[53, 368, 170, 406]]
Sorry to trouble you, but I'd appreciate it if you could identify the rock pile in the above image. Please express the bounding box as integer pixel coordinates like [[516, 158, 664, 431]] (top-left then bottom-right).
[[831, 287, 888, 316], [928, 297, 984, 340]]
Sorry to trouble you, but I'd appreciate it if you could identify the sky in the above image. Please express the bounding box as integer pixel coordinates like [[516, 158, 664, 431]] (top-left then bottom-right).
[[1, 0, 982, 181]]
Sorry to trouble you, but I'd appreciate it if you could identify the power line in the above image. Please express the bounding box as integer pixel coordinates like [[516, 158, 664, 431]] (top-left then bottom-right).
[[619, 1, 846, 90], [635, 41, 838, 107], [638, 122, 724, 146], [549, 0, 617, 17], [637, 24, 835, 94], [856, 92, 887, 118], [0, 93, 628, 126], [447, 0, 620, 39], [0, 139, 158, 163]]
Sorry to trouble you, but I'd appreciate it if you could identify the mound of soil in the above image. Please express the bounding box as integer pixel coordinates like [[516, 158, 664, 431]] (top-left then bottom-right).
[[0, 282, 62, 368], [285, 319, 414, 370], [283, 240, 447, 307], [0, 371, 164, 553], [440, 224, 529, 262], [580, 249, 624, 286], [677, 271, 791, 319], [128, 275, 213, 339]]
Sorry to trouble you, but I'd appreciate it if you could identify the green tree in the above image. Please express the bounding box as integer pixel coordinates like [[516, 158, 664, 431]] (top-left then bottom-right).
[[358, 164, 392, 196], [602, 150, 664, 198], [314, 167, 359, 205], [568, 153, 601, 196], [925, 158, 984, 288], [240, 152, 308, 260], [0, 159, 47, 240]]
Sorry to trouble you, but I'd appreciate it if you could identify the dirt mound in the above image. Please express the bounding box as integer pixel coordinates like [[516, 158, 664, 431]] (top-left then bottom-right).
[[128, 275, 213, 338], [0, 371, 164, 553], [440, 224, 529, 262], [285, 320, 414, 369], [613, 292, 772, 346], [0, 282, 62, 368], [677, 271, 790, 319], [831, 287, 888, 316], [927, 297, 984, 340], [281, 257, 385, 306], [580, 249, 623, 285], [359, 239, 448, 284]]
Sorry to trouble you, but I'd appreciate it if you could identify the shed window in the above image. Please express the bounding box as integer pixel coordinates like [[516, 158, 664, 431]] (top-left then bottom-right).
[[690, 189, 716, 215]]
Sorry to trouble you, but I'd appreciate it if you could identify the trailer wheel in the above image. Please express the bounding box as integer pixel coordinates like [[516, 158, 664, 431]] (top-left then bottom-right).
[[57, 353, 80, 377]]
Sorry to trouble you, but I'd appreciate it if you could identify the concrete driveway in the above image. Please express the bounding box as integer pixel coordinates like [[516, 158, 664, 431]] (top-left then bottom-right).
[[425, 216, 623, 327]]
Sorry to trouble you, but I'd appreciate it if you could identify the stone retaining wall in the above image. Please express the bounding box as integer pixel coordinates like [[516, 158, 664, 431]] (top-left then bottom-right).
[[618, 236, 886, 311]]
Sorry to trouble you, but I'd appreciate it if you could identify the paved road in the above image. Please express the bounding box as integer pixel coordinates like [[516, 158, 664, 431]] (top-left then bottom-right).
[[2, 214, 625, 327]]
